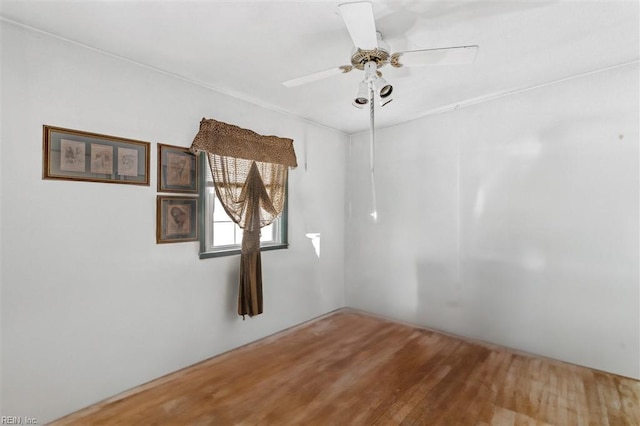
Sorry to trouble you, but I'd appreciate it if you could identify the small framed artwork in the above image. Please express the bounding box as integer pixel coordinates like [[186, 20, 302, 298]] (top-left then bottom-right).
[[42, 125, 150, 185], [157, 196, 198, 243], [158, 143, 198, 193]]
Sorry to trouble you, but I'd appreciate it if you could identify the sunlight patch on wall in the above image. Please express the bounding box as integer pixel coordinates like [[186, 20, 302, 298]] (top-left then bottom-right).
[[306, 233, 321, 257]]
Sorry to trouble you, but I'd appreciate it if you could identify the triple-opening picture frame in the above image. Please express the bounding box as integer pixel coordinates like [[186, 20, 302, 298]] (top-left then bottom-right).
[[42, 125, 150, 185]]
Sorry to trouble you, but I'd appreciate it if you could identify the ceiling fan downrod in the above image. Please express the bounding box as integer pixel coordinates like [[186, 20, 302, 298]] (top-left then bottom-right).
[[368, 76, 377, 222]]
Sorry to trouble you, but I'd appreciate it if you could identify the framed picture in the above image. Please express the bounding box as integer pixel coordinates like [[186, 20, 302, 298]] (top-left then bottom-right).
[[157, 196, 198, 243], [42, 125, 150, 185], [157, 143, 198, 193]]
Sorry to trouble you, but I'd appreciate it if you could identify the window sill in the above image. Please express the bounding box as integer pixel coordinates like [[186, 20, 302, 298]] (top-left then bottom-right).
[[199, 243, 289, 259]]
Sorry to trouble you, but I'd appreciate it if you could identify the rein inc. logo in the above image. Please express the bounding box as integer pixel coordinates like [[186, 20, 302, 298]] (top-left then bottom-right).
[[1, 417, 38, 425]]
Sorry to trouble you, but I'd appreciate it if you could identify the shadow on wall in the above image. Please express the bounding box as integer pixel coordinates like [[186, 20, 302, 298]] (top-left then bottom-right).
[[415, 260, 463, 332], [415, 257, 544, 346], [413, 129, 546, 339], [224, 265, 241, 320]]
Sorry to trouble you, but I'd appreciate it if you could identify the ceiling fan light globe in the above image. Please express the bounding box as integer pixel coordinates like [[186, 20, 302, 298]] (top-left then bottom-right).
[[374, 76, 393, 99], [353, 81, 370, 108], [379, 84, 393, 98], [352, 98, 368, 109]]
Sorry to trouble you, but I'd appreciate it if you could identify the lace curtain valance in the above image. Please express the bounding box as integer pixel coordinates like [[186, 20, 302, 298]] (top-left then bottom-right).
[[191, 118, 297, 318]]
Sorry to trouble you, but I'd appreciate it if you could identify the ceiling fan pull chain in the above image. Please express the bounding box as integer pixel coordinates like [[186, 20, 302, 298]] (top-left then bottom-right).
[[369, 80, 377, 222]]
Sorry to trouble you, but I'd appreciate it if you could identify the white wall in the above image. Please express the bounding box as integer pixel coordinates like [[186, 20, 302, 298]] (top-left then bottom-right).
[[0, 22, 346, 422], [346, 63, 640, 379], [0, 18, 4, 416]]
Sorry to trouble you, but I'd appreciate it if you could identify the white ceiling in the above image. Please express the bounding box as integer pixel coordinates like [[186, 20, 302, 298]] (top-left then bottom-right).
[[1, 1, 638, 134]]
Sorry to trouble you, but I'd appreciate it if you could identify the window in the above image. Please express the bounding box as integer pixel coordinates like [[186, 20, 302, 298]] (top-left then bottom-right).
[[199, 154, 288, 258]]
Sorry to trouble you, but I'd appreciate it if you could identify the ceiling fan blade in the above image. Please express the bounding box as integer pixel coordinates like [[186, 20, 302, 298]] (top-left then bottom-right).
[[391, 45, 479, 67], [282, 66, 352, 88], [338, 1, 378, 50]]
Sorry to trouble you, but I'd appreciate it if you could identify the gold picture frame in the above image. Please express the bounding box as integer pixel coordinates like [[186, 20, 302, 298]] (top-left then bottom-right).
[[42, 125, 150, 185], [156, 196, 199, 243], [157, 143, 198, 193]]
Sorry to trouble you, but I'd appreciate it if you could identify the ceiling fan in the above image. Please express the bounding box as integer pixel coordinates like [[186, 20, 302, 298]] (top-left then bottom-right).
[[282, 1, 479, 108]]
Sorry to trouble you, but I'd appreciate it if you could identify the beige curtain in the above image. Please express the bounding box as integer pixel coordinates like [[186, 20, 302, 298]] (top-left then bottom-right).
[[191, 118, 297, 318]]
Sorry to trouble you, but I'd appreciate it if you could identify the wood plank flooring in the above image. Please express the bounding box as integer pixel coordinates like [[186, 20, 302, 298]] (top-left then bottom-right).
[[52, 309, 640, 425]]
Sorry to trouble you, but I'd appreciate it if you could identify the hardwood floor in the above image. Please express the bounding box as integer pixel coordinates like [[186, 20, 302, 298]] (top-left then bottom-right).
[[52, 309, 639, 425]]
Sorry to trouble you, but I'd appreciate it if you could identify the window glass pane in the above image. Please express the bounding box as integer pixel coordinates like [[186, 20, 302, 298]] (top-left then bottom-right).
[[261, 224, 274, 242], [213, 196, 230, 221], [213, 222, 236, 246]]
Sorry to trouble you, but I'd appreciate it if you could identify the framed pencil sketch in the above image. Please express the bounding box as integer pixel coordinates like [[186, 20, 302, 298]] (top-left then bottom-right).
[[43, 125, 150, 185], [157, 143, 198, 193], [157, 196, 198, 243]]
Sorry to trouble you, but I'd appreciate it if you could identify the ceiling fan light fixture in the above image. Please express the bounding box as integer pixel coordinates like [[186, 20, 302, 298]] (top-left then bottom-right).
[[352, 81, 369, 108], [374, 76, 393, 99], [352, 99, 367, 108], [373, 75, 393, 106]]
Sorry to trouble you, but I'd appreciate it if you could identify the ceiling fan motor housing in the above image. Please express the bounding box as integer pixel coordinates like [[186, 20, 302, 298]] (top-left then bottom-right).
[[350, 47, 390, 70], [350, 35, 391, 70]]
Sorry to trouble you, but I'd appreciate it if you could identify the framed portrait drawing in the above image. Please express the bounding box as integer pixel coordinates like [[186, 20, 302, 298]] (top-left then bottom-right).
[[42, 125, 150, 185], [157, 196, 198, 243], [157, 143, 198, 193]]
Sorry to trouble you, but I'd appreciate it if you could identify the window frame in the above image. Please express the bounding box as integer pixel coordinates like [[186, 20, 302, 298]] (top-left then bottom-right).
[[198, 154, 289, 259]]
